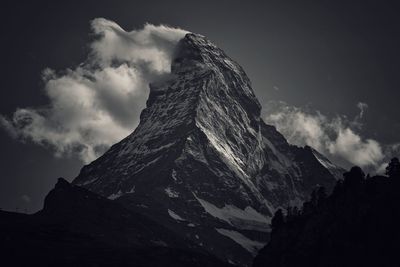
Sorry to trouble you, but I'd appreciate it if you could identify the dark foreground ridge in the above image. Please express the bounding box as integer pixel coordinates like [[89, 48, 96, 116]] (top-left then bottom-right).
[[253, 158, 400, 267], [0, 178, 231, 267]]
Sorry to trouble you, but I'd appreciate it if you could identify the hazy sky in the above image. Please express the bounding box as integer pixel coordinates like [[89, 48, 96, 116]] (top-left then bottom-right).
[[1, 0, 400, 212]]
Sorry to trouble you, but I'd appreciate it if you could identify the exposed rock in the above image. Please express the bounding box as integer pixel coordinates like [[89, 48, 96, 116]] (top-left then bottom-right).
[[73, 33, 343, 266]]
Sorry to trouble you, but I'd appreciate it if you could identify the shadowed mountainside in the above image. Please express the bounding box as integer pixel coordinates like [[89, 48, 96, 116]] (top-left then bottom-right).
[[0, 178, 231, 267]]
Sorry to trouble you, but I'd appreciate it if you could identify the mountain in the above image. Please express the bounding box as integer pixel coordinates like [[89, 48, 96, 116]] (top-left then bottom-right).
[[72, 33, 343, 266], [0, 178, 230, 267], [253, 166, 400, 267]]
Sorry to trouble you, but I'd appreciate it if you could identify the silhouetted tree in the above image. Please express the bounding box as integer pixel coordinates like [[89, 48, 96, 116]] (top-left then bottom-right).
[[343, 166, 365, 188], [253, 170, 400, 267], [286, 206, 293, 218], [310, 189, 318, 208], [292, 206, 299, 217], [332, 180, 344, 197], [317, 187, 326, 200], [302, 201, 313, 216], [286, 206, 300, 222], [317, 187, 327, 208], [386, 157, 400, 178], [271, 209, 285, 230]]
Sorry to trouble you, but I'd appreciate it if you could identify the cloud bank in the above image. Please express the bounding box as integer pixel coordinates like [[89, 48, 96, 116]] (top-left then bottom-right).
[[0, 18, 188, 163], [264, 101, 397, 172]]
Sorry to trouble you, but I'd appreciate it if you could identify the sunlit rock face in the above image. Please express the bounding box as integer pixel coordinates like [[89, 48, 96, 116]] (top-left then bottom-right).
[[73, 33, 343, 266]]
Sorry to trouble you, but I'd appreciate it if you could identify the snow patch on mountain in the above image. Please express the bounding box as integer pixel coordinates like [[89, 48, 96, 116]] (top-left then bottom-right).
[[311, 148, 344, 179], [195, 194, 270, 232], [108, 190, 122, 200], [165, 187, 179, 198], [216, 228, 265, 255], [126, 186, 135, 194], [168, 209, 185, 221], [313, 151, 338, 171], [77, 177, 98, 186], [197, 121, 247, 177]]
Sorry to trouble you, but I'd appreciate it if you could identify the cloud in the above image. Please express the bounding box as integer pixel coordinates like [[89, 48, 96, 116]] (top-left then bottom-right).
[[328, 128, 383, 167], [264, 101, 396, 171], [1, 19, 188, 163], [356, 102, 368, 119], [90, 19, 188, 73], [351, 102, 368, 129]]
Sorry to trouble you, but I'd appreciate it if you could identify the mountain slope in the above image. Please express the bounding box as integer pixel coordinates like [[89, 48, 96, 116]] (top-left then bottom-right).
[[0, 178, 230, 267], [73, 33, 343, 266]]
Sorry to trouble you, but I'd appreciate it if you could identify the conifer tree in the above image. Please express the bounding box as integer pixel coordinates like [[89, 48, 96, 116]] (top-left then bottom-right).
[[271, 209, 284, 230], [386, 157, 400, 178]]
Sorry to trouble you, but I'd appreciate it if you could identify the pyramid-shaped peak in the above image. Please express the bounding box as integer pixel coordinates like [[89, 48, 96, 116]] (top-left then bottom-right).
[[172, 33, 249, 79], [72, 32, 342, 266]]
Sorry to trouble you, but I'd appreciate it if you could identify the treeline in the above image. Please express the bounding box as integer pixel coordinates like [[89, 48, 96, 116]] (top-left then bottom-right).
[[254, 158, 400, 267]]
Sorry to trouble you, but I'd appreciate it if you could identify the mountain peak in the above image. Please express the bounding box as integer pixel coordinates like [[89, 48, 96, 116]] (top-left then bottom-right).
[[72, 33, 342, 266], [55, 177, 70, 188], [172, 33, 223, 73]]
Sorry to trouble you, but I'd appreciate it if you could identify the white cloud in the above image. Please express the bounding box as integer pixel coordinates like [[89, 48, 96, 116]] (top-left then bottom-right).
[[356, 102, 368, 119], [1, 18, 188, 163], [328, 128, 383, 167], [90, 19, 188, 73], [264, 101, 395, 171]]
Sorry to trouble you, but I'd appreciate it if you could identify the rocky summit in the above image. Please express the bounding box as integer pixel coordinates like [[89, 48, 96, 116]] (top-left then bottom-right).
[[73, 33, 343, 266]]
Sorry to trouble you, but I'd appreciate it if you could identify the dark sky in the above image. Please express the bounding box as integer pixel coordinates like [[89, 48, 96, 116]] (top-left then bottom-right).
[[1, 0, 400, 213]]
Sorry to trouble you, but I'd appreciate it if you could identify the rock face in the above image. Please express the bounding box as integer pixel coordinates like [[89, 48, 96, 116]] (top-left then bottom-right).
[[73, 33, 343, 266]]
